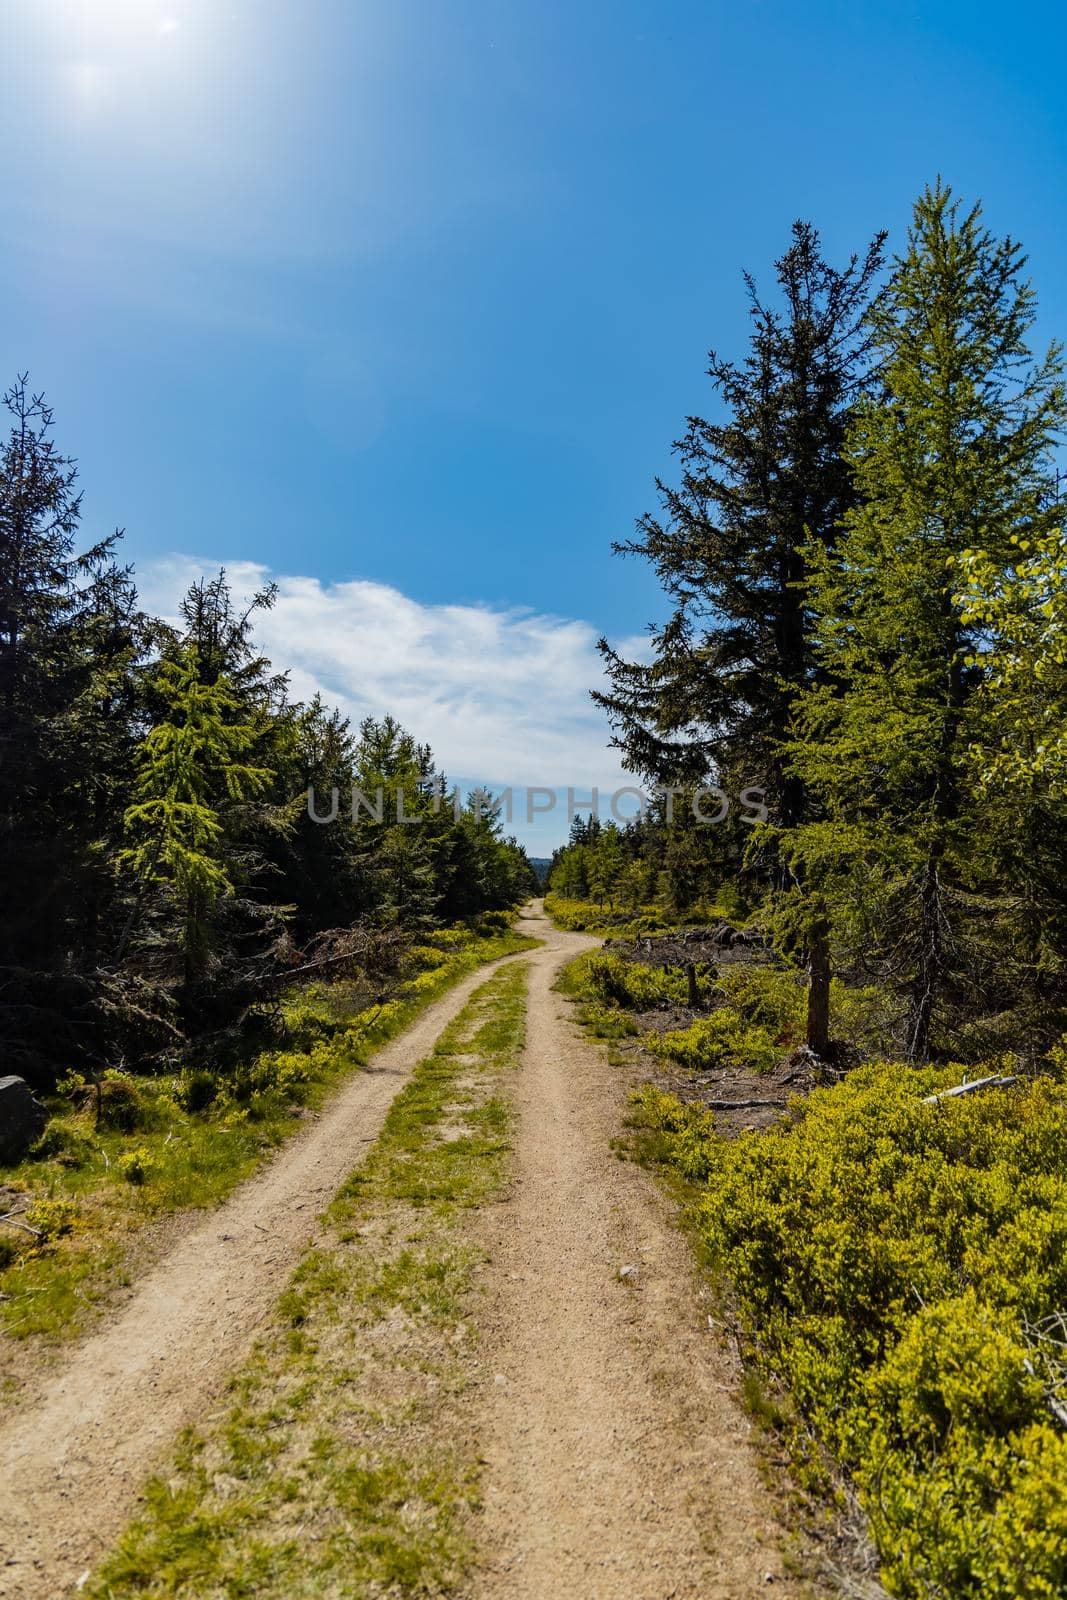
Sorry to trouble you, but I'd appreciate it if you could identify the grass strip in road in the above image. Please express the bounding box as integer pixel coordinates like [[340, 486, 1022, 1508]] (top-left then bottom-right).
[[87, 958, 529, 1600]]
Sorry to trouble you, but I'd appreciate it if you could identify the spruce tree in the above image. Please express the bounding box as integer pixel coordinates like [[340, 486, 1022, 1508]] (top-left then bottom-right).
[[596, 223, 884, 1047], [122, 648, 274, 987], [596, 222, 884, 806], [0, 377, 146, 1077]]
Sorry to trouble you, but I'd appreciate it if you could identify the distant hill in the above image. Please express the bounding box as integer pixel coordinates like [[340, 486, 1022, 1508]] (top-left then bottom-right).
[[528, 857, 553, 886]]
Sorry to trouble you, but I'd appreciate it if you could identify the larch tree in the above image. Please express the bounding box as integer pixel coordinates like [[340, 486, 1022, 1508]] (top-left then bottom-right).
[[790, 183, 1066, 1060]]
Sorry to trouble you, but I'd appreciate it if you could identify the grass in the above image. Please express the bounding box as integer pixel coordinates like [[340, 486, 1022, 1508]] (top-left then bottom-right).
[[86, 959, 528, 1599], [0, 921, 538, 1350], [542, 890, 739, 939]]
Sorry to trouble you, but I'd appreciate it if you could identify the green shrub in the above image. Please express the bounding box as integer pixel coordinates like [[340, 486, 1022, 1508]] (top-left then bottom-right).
[[859, 1296, 1067, 1598], [24, 1196, 77, 1242], [118, 1148, 156, 1185], [579, 1002, 640, 1040], [30, 1119, 94, 1167], [88, 1071, 159, 1132], [644, 1063, 1067, 1599], [629, 1085, 718, 1180], [406, 943, 447, 971], [647, 1009, 780, 1073], [228, 1047, 317, 1106], [543, 893, 675, 938], [176, 1067, 222, 1113], [717, 967, 806, 1041], [278, 998, 334, 1045], [564, 949, 724, 1011], [427, 926, 472, 948], [570, 951, 687, 1009]]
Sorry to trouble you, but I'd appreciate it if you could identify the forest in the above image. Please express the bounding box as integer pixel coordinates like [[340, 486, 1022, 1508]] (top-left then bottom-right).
[[0, 383, 537, 1104], [552, 182, 1067, 1072]]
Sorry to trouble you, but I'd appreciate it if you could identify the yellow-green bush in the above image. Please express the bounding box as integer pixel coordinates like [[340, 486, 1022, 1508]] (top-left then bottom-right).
[[118, 1147, 157, 1186], [640, 1063, 1067, 1599], [564, 950, 695, 1009], [24, 1196, 77, 1243], [647, 1009, 781, 1073], [629, 1086, 718, 1179], [716, 966, 805, 1038], [406, 943, 448, 971], [543, 893, 675, 937], [70, 1069, 162, 1132]]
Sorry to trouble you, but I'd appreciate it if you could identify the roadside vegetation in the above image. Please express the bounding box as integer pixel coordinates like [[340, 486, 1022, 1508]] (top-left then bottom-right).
[[559, 948, 892, 1067], [633, 1070, 1067, 1600], [0, 376, 538, 1113], [0, 920, 535, 1356], [85, 960, 528, 1600], [544, 180, 1067, 1600], [543, 886, 743, 939], [560, 911, 1067, 1596]]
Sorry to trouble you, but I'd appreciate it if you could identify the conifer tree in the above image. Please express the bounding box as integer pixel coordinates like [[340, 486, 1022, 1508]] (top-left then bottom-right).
[[596, 223, 884, 805], [0, 377, 147, 1077], [791, 184, 1066, 1059], [588, 822, 625, 906], [122, 648, 274, 987], [596, 223, 884, 1048]]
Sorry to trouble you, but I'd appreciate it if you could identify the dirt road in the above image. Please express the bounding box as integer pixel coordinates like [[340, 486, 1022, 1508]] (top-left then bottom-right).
[[0, 952, 527, 1600], [0, 903, 798, 1598], [471, 904, 799, 1598]]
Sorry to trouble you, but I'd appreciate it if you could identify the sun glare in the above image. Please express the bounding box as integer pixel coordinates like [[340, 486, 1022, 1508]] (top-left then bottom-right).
[[57, 1, 186, 41]]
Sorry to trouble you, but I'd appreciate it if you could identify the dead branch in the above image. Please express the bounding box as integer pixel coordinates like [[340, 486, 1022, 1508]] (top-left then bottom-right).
[[922, 1074, 1018, 1105], [705, 1097, 787, 1111]]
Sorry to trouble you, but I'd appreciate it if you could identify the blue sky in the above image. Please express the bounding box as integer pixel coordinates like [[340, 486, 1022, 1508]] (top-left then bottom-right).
[[4, 0, 1067, 848]]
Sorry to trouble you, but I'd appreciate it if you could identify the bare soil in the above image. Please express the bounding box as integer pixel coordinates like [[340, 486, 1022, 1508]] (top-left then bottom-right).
[[468, 903, 806, 1598]]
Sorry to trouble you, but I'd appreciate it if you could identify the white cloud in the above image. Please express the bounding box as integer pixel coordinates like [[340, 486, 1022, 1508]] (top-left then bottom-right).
[[136, 557, 644, 834]]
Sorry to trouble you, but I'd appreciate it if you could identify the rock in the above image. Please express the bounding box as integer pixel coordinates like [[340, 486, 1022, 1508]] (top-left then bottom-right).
[[0, 1076, 47, 1165]]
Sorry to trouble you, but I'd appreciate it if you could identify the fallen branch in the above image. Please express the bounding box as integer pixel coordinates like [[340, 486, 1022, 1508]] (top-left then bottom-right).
[[706, 1097, 786, 1111], [0, 1216, 43, 1239], [922, 1074, 1018, 1106]]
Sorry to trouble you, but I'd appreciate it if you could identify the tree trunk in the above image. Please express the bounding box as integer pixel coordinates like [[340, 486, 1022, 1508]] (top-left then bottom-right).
[[806, 911, 831, 1056], [906, 856, 943, 1062]]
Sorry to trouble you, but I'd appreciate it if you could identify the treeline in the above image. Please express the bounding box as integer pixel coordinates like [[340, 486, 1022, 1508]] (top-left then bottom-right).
[[553, 182, 1067, 1064], [549, 808, 750, 920], [0, 377, 535, 1089]]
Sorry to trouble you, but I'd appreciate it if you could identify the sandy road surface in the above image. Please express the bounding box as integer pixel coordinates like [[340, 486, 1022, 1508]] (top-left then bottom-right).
[[0, 950, 527, 1600], [470, 902, 801, 1599]]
